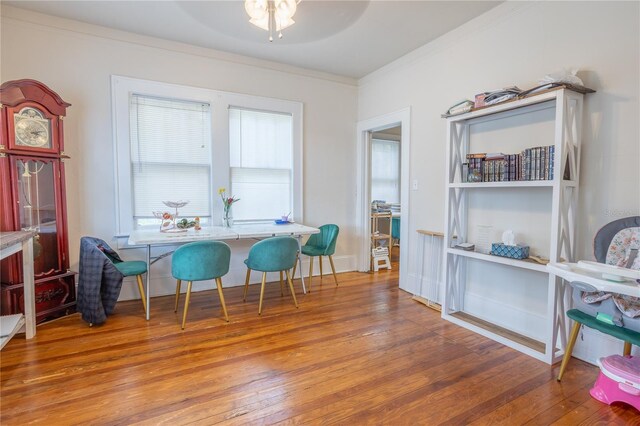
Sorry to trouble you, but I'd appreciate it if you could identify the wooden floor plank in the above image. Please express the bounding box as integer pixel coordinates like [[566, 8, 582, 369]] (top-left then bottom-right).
[[470, 361, 598, 425], [1, 263, 638, 424]]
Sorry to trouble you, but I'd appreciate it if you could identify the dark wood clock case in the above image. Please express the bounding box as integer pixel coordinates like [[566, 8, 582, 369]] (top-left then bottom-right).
[[1, 79, 76, 323]]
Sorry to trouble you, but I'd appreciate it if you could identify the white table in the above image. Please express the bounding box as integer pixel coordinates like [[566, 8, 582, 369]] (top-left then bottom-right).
[[547, 262, 640, 298], [1, 231, 36, 349], [128, 223, 320, 320]]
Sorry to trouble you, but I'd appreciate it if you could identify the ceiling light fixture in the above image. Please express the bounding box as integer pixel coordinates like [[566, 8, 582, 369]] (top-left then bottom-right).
[[244, 0, 298, 42]]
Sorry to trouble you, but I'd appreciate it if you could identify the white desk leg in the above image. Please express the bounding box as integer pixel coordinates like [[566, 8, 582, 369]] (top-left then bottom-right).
[[146, 244, 151, 321], [22, 238, 36, 339], [296, 236, 307, 294]]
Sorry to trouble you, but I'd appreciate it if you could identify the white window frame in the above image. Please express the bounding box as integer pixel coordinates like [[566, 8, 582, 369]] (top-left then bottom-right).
[[112, 75, 303, 236]]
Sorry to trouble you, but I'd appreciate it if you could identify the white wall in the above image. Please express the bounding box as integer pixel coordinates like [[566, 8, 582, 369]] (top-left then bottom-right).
[[358, 1, 639, 364], [0, 6, 358, 297]]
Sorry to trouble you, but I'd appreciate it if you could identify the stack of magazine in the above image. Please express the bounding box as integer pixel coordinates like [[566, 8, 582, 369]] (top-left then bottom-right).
[[481, 86, 522, 106], [454, 242, 475, 251]]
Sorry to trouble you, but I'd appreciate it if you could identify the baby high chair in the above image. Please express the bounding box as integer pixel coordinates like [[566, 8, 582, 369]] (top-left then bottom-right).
[[557, 216, 640, 382]]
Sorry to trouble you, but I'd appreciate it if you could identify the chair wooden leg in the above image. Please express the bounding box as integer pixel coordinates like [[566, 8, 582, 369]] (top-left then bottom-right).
[[174, 279, 182, 312], [557, 321, 581, 381], [279, 271, 284, 296], [136, 275, 147, 315], [329, 255, 339, 286], [243, 268, 251, 301], [319, 256, 323, 280], [215, 278, 229, 322], [286, 270, 299, 308], [624, 341, 632, 356], [308, 256, 314, 293], [292, 253, 299, 279], [181, 281, 193, 330], [258, 272, 267, 315]]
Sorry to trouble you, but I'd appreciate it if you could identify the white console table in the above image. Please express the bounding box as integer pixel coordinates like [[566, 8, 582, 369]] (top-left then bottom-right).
[[0, 231, 37, 349]]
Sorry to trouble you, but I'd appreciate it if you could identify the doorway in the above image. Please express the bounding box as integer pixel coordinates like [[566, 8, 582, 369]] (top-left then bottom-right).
[[370, 126, 401, 271], [356, 108, 410, 291]]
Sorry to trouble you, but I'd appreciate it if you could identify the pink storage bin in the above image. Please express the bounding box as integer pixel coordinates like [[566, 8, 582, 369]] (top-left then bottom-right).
[[590, 355, 640, 411]]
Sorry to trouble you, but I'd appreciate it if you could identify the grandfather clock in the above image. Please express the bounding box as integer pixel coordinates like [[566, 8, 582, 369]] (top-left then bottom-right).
[[0, 79, 76, 323]]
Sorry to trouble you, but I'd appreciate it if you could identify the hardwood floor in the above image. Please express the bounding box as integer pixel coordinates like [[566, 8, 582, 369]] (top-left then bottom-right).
[[1, 265, 638, 424]]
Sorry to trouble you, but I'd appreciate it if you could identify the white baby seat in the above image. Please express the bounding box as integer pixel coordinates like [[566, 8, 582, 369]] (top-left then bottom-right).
[[575, 217, 640, 330], [558, 216, 640, 381]]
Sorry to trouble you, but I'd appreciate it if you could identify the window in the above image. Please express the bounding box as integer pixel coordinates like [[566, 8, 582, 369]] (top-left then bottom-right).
[[112, 76, 303, 235], [371, 139, 400, 203], [130, 95, 211, 226], [229, 108, 292, 221]]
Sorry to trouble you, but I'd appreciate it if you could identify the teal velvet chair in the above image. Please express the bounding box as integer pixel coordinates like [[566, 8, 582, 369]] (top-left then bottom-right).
[[114, 261, 148, 316], [98, 244, 148, 316], [292, 224, 339, 292], [172, 241, 231, 329], [243, 236, 299, 315]]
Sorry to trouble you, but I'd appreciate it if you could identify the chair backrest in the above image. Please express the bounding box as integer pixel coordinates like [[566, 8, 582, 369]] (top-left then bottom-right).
[[172, 241, 231, 281], [593, 216, 640, 264], [246, 236, 298, 272], [306, 224, 339, 255]]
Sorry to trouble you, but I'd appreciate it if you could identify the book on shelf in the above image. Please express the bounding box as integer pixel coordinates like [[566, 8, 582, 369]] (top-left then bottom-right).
[[484, 152, 505, 160]]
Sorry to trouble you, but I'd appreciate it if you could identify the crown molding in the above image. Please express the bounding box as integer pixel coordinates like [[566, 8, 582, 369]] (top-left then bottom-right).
[[358, 1, 536, 87], [0, 5, 358, 87]]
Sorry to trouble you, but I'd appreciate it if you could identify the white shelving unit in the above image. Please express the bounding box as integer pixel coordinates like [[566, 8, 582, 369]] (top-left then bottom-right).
[[441, 86, 593, 364]]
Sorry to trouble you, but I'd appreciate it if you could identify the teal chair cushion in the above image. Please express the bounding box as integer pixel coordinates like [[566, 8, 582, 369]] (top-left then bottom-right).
[[245, 236, 298, 272], [172, 241, 231, 281], [114, 260, 147, 277], [567, 309, 640, 345], [302, 224, 339, 257]]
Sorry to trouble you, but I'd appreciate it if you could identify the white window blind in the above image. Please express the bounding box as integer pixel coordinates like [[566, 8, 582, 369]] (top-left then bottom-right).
[[130, 95, 212, 222], [229, 108, 293, 221], [371, 139, 400, 203]]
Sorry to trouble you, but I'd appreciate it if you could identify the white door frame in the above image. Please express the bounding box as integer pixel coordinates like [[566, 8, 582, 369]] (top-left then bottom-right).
[[356, 108, 411, 290]]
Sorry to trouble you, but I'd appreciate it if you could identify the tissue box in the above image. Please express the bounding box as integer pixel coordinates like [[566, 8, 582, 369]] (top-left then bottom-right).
[[490, 243, 530, 260]]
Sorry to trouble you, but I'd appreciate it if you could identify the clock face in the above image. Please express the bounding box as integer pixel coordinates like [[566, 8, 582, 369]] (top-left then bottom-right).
[[14, 108, 51, 148]]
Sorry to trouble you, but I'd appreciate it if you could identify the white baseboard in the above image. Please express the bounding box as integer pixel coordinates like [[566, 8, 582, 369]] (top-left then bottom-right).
[[117, 254, 357, 301]]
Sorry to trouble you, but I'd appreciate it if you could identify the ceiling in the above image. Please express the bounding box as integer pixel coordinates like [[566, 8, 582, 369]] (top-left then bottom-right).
[[5, 1, 501, 79]]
